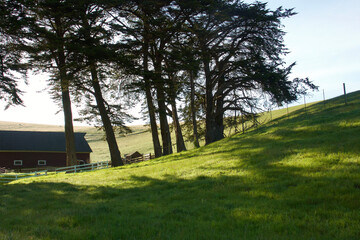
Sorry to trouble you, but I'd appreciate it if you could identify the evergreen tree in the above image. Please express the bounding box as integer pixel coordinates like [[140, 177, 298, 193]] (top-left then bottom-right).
[[179, 0, 317, 144], [110, 0, 180, 156], [107, 0, 163, 157], [169, 42, 203, 148], [21, 0, 80, 166], [0, 0, 28, 108], [69, 0, 127, 166]]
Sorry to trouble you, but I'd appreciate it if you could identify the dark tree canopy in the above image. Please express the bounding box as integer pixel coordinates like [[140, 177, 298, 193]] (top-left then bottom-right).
[[0, 0, 29, 108], [178, 0, 317, 144], [2, 0, 317, 161]]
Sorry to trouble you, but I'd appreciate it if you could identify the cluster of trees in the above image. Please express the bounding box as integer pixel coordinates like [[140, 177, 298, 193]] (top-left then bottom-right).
[[0, 0, 316, 166]]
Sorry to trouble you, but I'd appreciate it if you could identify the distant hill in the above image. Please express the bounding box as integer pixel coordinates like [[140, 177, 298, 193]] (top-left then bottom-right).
[[0, 91, 355, 162], [0, 120, 154, 162], [0, 104, 305, 162]]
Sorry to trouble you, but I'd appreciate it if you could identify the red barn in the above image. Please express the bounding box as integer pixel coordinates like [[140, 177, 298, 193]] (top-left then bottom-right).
[[0, 131, 92, 170]]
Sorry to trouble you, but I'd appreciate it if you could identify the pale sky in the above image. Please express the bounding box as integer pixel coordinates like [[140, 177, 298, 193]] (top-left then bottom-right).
[[1, 0, 360, 126]]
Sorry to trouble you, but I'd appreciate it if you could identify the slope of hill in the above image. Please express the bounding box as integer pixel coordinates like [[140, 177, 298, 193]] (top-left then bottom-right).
[[0, 91, 359, 239], [0, 100, 316, 162]]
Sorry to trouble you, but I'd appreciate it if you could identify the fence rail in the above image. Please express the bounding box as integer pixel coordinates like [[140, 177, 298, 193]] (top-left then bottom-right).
[[55, 161, 110, 174], [0, 170, 48, 184], [1, 153, 155, 184], [144, 153, 155, 161], [0, 161, 110, 184], [124, 153, 155, 164]]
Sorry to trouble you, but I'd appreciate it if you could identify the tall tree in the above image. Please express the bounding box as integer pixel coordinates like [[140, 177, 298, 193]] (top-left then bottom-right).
[[110, 0, 179, 156], [23, 0, 79, 165], [143, 22, 162, 157], [71, 0, 125, 166], [144, 0, 178, 155], [0, 0, 28, 108], [180, 0, 316, 144], [173, 43, 202, 148], [108, 0, 163, 157], [0, 41, 25, 108], [165, 69, 186, 153]]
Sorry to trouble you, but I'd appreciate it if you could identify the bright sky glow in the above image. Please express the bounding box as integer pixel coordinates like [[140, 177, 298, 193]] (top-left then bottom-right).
[[1, 0, 360, 126]]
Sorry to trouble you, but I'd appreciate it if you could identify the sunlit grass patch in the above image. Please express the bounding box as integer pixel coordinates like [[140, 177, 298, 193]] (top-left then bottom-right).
[[1, 91, 360, 239]]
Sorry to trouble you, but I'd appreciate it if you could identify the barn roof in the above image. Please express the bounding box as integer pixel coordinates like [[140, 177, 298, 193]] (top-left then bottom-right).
[[127, 151, 141, 157], [0, 131, 92, 153]]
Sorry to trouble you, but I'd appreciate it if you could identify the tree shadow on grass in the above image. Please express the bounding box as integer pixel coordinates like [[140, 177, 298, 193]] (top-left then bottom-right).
[[213, 89, 360, 167], [1, 170, 359, 240], [122, 91, 360, 173], [2, 92, 359, 239]]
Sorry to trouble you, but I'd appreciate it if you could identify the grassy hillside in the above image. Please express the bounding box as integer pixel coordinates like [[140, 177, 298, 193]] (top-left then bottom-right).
[[0, 99, 316, 162], [1, 91, 359, 239]]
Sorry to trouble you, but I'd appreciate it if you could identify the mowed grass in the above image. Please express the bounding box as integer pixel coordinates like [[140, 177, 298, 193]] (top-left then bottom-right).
[[1, 91, 360, 239]]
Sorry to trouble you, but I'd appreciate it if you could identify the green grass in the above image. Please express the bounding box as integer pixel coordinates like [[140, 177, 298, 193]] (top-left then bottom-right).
[[1, 91, 360, 239], [0, 100, 315, 162]]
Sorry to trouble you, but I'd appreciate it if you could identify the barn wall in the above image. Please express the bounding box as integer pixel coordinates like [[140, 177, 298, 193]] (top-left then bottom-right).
[[0, 152, 90, 169]]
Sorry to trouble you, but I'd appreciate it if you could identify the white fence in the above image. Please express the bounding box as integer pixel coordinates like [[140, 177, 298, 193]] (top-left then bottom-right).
[[55, 161, 110, 174], [0, 161, 110, 184], [0, 170, 48, 184]]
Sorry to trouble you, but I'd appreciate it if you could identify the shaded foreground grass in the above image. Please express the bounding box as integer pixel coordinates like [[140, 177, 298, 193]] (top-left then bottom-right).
[[1, 91, 360, 239]]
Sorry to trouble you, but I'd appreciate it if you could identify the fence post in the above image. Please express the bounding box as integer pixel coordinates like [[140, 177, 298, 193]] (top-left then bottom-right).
[[241, 113, 245, 134], [74, 165, 77, 174], [286, 103, 289, 118], [343, 83, 347, 105]]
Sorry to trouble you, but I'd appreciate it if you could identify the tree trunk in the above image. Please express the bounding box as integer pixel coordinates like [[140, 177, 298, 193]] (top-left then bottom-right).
[[79, 12, 124, 166], [205, 97, 224, 144], [156, 84, 173, 155], [90, 63, 124, 167], [55, 19, 77, 166], [153, 59, 172, 155], [203, 56, 217, 145], [189, 71, 200, 148], [171, 101, 186, 152], [60, 79, 78, 166], [212, 75, 225, 141], [168, 77, 186, 152], [143, 26, 162, 158], [145, 81, 162, 158], [233, 89, 238, 133], [203, 50, 225, 144], [214, 94, 225, 141]]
